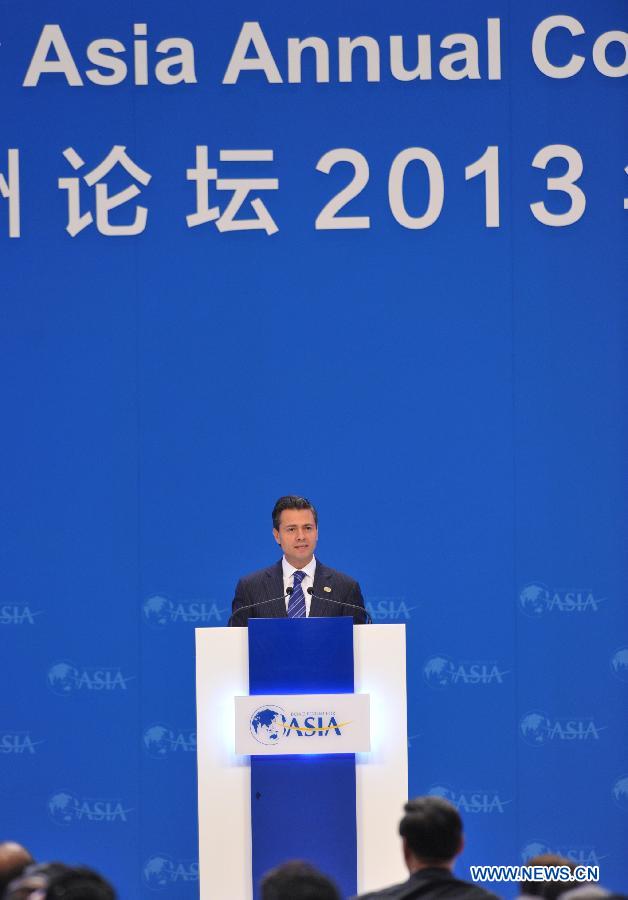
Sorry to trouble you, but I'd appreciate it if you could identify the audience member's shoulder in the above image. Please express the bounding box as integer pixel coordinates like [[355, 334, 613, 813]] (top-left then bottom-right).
[[467, 886, 501, 900], [354, 882, 500, 900], [352, 883, 409, 899]]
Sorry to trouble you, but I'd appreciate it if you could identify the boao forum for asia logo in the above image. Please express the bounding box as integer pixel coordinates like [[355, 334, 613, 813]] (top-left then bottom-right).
[[249, 704, 346, 747], [143, 724, 196, 758], [521, 841, 607, 867], [610, 648, 628, 682], [0, 729, 44, 756], [422, 655, 509, 688], [427, 784, 511, 814], [0, 730, 44, 755], [612, 775, 628, 810], [47, 661, 133, 695], [519, 712, 605, 746], [143, 594, 227, 627], [48, 791, 132, 826], [143, 855, 198, 890], [518, 583, 605, 617], [0, 603, 43, 625], [365, 596, 417, 621]]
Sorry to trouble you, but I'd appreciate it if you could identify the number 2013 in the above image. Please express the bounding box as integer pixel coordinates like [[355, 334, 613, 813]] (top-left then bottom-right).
[[315, 145, 586, 229]]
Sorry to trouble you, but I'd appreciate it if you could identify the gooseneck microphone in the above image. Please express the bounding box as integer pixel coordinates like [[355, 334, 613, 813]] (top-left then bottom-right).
[[307, 587, 372, 624], [228, 591, 289, 627], [228, 587, 371, 625]]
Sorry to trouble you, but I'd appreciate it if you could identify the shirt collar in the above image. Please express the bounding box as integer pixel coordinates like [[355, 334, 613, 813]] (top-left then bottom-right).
[[282, 555, 316, 581]]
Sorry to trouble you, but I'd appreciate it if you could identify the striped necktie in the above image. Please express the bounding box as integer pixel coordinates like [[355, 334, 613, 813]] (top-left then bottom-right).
[[287, 570, 306, 618]]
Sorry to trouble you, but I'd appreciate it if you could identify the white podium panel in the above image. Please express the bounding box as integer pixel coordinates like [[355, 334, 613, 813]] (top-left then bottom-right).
[[196, 624, 408, 899], [354, 624, 409, 893], [196, 627, 250, 900]]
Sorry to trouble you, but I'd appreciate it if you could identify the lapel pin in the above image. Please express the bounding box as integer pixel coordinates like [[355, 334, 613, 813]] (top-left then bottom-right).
[[324, 586, 332, 593]]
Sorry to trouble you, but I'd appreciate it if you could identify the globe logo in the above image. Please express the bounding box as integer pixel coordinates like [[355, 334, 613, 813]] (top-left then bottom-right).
[[612, 776, 628, 810], [427, 785, 452, 800], [250, 706, 287, 745], [47, 662, 78, 696], [48, 791, 77, 825], [423, 656, 454, 688], [143, 725, 173, 758], [521, 841, 551, 861], [610, 649, 628, 683], [143, 596, 173, 627], [519, 584, 548, 616], [143, 856, 174, 889], [520, 712, 550, 746]]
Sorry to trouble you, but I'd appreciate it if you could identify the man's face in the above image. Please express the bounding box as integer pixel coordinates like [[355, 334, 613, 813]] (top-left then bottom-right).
[[273, 508, 318, 568]]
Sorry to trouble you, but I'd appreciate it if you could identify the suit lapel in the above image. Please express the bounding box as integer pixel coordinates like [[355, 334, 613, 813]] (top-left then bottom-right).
[[265, 560, 287, 618], [311, 561, 333, 617]]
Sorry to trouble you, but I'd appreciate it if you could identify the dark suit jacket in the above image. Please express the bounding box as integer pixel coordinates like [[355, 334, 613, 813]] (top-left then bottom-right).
[[352, 868, 501, 900], [230, 559, 366, 626]]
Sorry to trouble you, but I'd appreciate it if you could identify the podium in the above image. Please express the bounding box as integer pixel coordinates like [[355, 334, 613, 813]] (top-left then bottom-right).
[[196, 620, 408, 899]]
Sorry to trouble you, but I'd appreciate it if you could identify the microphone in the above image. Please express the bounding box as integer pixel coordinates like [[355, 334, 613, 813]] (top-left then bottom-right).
[[228, 591, 289, 627], [307, 587, 372, 624]]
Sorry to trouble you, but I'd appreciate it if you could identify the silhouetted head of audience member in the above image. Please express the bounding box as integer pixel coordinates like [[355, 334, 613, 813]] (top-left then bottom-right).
[[519, 855, 577, 899], [560, 889, 612, 900], [260, 860, 341, 900], [4, 862, 115, 900], [0, 843, 34, 895], [2, 863, 49, 900], [399, 795, 464, 871]]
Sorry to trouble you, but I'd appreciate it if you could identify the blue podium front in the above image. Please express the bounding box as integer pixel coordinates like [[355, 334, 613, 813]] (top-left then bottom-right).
[[248, 617, 357, 898]]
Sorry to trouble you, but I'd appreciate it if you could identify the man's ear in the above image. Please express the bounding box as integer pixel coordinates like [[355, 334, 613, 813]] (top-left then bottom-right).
[[456, 834, 465, 858], [272, 529, 281, 546]]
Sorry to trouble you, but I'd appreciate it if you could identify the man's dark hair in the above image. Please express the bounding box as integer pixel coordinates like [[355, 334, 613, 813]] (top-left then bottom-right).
[[46, 866, 116, 900], [399, 796, 463, 863], [260, 860, 340, 900], [272, 496, 318, 530], [5, 863, 116, 900]]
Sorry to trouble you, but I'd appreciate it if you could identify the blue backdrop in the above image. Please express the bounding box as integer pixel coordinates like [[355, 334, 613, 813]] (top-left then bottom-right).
[[1, 1, 627, 897]]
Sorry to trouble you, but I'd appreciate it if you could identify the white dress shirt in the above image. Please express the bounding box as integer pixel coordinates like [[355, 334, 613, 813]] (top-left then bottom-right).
[[282, 555, 316, 616]]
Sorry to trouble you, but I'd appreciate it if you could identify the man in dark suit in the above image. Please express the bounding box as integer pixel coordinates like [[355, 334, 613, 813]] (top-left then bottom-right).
[[353, 796, 500, 900], [229, 495, 367, 626]]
